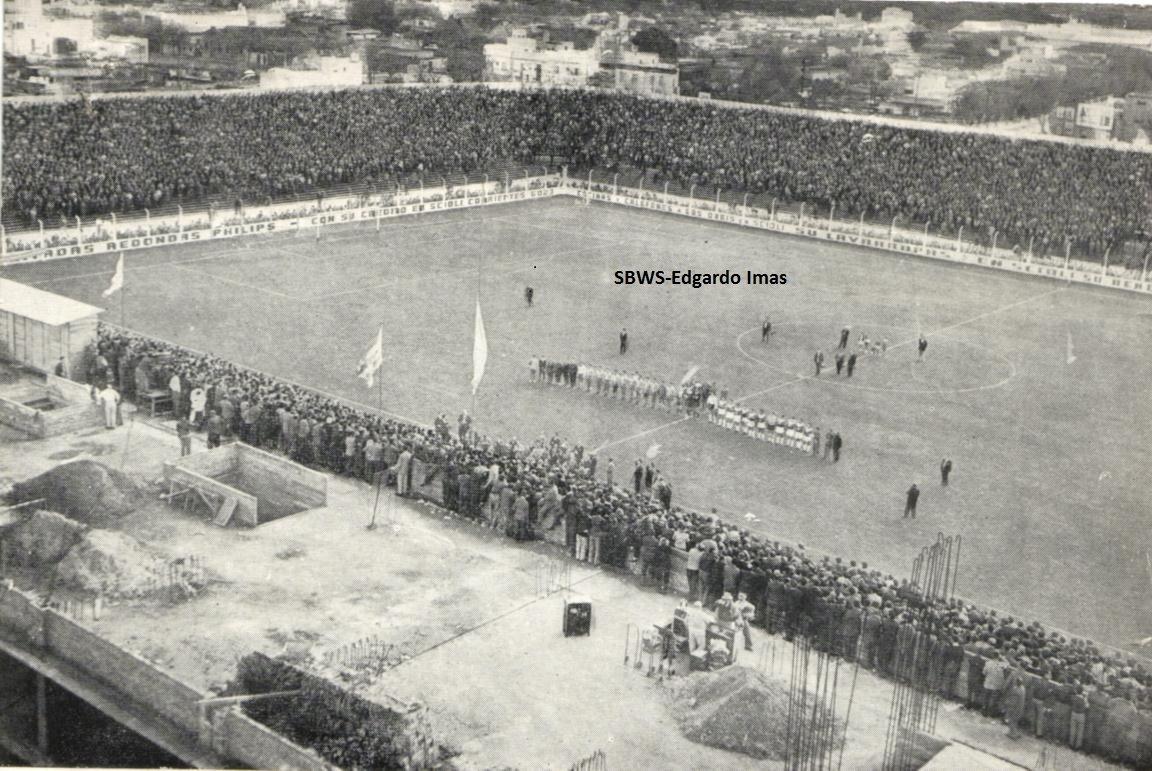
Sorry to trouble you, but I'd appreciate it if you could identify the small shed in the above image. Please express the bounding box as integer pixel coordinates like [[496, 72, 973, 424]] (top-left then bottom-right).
[[0, 278, 103, 376]]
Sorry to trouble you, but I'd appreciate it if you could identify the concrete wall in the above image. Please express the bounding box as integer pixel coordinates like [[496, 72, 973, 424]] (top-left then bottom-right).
[[0, 396, 44, 436], [42, 611, 204, 735], [163, 455, 259, 527], [0, 586, 331, 768], [0, 588, 46, 647], [218, 710, 331, 771], [39, 401, 102, 437], [170, 444, 238, 478], [235, 444, 327, 519]]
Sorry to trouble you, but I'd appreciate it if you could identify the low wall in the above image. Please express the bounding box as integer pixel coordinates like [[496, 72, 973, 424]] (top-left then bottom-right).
[[560, 182, 1152, 297], [0, 377, 102, 438], [3, 178, 562, 264], [0, 397, 44, 437], [163, 450, 260, 527], [165, 444, 325, 525], [46, 374, 94, 403], [0, 588, 46, 647], [217, 710, 331, 771], [0, 586, 340, 768], [235, 444, 327, 517], [43, 610, 204, 735]]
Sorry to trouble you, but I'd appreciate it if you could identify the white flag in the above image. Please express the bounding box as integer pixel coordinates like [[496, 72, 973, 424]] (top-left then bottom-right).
[[471, 300, 488, 395], [356, 326, 383, 388], [102, 254, 124, 298]]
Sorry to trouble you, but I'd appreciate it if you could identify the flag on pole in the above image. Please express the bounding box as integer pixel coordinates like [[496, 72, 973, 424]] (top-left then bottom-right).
[[102, 254, 124, 298], [471, 300, 488, 395], [356, 327, 384, 388]]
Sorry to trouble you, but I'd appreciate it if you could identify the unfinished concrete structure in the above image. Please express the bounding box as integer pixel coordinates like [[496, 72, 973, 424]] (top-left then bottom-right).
[[162, 443, 327, 527], [0, 371, 102, 438]]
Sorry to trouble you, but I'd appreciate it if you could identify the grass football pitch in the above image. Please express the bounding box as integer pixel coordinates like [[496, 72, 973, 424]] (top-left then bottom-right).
[[7, 197, 1152, 655]]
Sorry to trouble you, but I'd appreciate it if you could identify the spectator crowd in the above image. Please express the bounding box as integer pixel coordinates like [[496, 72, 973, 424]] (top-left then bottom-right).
[[87, 324, 1151, 766], [5, 89, 1150, 258]]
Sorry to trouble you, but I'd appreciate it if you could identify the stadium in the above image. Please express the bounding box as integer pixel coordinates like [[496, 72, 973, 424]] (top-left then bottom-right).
[[1, 85, 1151, 769]]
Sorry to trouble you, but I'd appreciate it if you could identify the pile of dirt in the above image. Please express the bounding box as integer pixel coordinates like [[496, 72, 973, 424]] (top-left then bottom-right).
[[670, 666, 845, 760], [56, 529, 165, 598], [6, 461, 141, 526], [5, 510, 86, 566]]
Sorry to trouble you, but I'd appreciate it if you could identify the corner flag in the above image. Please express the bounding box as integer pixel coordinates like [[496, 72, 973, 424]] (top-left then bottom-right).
[[357, 326, 384, 388], [102, 254, 124, 298], [471, 300, 488, 395]]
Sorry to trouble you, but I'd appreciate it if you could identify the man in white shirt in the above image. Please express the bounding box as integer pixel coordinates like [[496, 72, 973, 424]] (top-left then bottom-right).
[[189, 385, 207, 426], [168, 372, 182, 416], [98, 384, 120, 429]]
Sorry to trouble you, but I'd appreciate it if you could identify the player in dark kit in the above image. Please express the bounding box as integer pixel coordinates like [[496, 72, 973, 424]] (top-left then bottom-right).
[[904, 484, 920, 518], [940, 459, 953, 486], [619, 328, 628, 355], [762, 318, 772, 342], [918, 336, 928, 361], [839, 326, 851, 349], [835, 352, 845, 375], [814, 350, 825, 376], [846, 353, 857, 377], [525, 286, 534, 307]]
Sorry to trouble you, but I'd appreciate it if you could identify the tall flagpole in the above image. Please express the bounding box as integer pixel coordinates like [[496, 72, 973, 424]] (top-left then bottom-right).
[[472, 251, 480, 417], [120, 254, 125, 328]]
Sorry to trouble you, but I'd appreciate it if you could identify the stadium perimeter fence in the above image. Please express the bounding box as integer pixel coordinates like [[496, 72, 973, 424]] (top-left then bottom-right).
[[3, 166, 1151, 299]]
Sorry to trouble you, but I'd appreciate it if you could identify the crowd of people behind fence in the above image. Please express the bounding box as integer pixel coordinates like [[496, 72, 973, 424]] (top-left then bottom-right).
[[6, 89, 1151, 260], [86, 324, 1150, 765]]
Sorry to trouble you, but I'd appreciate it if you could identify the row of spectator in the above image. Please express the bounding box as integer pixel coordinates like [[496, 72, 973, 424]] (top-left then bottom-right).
[[6, 88, 1150, 257], [88, 324, 1150, 765]]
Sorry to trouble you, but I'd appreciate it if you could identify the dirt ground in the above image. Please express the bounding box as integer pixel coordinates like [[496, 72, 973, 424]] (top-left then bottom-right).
[[0, 414, 1125, 770]]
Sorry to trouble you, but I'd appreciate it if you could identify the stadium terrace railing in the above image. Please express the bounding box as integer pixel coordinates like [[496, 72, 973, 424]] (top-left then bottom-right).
[[6, 166, 1150, 297], [0, 171, 563, 264], [557, 172, 1152, 297]]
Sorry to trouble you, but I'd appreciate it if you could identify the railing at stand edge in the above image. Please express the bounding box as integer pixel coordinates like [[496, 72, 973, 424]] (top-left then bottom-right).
[[579, 167, 1149, 275], [6, 162, 1149, 296], [1, 164, 565, 263], [563, 169, 1152, 296]]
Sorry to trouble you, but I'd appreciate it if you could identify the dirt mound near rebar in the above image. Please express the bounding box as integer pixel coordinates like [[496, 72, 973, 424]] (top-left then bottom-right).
[[56, 529, 164, 598], [6, 461, 141, 526], [5, 510, 86, 566], [670, 666, 845, 760]]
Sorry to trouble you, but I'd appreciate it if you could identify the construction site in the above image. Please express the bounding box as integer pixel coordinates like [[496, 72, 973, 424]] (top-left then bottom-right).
[[0, 388, 1118, 770]]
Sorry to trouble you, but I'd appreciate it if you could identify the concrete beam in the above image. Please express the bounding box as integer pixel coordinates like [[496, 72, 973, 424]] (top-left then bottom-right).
[[0, 633, 228, 768]]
